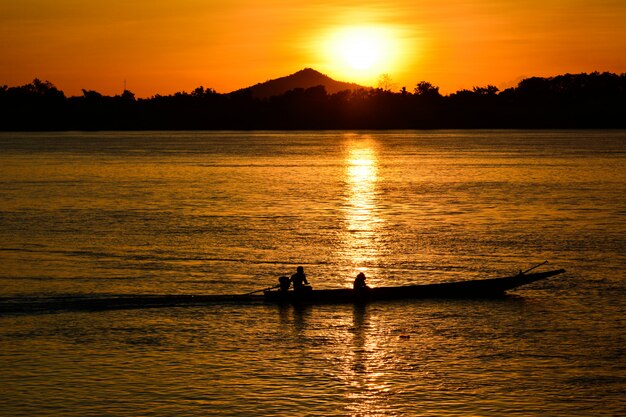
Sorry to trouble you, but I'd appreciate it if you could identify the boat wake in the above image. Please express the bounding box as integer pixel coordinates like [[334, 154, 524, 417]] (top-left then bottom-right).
[[0, 293, 265, 314]]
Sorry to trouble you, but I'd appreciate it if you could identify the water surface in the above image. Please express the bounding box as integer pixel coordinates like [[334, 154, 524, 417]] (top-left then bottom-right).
[[1, 131, 624, 416]]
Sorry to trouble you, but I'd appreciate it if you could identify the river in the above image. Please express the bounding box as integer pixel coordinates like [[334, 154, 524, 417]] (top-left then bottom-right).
[[0, 130, 624, 416]]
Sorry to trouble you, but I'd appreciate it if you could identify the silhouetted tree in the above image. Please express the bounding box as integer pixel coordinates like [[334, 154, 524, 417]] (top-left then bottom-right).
[[1, 72, 625, 130], [377, 74, 395, 92], [120, 89, 136, 102], [82, 89, 104, 100], [414, 81, 441, 98], [473, 85, 499, 95]]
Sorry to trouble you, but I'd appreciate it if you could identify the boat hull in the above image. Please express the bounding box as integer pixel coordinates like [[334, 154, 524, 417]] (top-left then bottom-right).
[[0, 269, 565, 313], [263, 269, 566, 304]]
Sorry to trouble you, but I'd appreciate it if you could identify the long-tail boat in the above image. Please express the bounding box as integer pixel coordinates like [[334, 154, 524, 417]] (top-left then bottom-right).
[[0, 266, 565, 313], [262, 268, 566, 304]]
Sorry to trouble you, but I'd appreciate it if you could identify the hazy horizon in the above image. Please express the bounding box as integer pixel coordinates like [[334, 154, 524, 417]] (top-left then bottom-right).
[[2, 1, 625, 97], [6, 68, 625, 101]]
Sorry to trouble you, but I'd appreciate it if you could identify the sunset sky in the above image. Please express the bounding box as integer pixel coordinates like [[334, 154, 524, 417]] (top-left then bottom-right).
[[1, 0, 625, 97]]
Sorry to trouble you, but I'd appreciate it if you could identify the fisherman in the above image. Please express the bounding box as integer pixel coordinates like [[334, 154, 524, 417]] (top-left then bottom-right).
[[290, 266, 311, 292], [353, 272, 369, 291], [278, 276, 290, 292]]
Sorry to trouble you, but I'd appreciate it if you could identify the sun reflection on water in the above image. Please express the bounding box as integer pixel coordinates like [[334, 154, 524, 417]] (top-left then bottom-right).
[[344, 304, 394, 416], [342, 136, 382, 285]]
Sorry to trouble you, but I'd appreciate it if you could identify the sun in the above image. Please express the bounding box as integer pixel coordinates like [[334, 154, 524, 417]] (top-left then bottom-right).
[[322, 26, 401, 84], [335, 29, 384, 71]]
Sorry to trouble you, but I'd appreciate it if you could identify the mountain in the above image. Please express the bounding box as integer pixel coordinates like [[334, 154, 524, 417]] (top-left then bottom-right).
[[232, 68, 365, 99]]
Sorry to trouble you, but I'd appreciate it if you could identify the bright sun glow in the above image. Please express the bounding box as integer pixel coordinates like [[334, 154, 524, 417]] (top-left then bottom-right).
[[322, 26, 402, 84], [336, 29, 384, 71]]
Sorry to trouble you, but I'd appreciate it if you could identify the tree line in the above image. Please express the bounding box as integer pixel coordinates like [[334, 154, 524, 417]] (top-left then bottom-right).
[[1, 72, 625, 130]]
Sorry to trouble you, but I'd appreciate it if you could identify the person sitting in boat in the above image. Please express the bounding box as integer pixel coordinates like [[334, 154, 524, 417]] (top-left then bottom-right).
[[278, 276, 290, 292], [353, 272, 369, 292], [290, 266, 311, 292]]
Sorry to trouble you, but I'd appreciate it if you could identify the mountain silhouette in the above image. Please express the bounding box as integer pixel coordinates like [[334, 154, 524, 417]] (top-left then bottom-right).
[[232, 68, 365, 99], [3, 71, 625, 130]]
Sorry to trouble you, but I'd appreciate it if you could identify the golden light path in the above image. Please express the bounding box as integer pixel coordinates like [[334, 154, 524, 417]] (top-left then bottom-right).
[[342, 135, 382, 287], [340, 137, 412, 416]]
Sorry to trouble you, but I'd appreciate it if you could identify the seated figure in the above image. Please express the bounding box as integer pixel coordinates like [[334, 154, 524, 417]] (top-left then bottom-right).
[[278, 276, 290, 292], [353, 272, 369, 291], [291, 266, 312, 292]]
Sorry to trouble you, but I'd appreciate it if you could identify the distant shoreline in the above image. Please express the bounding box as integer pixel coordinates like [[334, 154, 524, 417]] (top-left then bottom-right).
[[2, 72, 625, 131], [3, 127, 626, 133]]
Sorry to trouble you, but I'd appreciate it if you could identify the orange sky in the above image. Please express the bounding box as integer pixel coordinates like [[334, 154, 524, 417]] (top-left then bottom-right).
[[1, 0, 625, 97]]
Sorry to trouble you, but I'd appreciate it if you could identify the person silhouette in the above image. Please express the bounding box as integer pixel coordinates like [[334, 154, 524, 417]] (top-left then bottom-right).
[[353, 272, 369, 291], [278, 276, 290, 292], [290, 266, 311, 292]]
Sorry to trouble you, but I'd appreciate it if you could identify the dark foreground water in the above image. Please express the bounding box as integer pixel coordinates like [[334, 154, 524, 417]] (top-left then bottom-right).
[[0, 131, 624, 416]]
